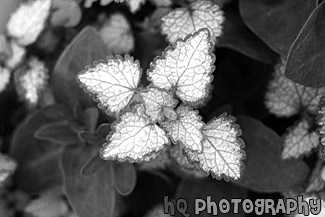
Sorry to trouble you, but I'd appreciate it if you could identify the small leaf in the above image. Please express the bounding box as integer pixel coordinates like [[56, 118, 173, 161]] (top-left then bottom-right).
[[83, 107, 99, 133], [187, 114, 245, 180], [168, 144, 206, 179], [148, 28, 215, 104], [51, 0, 82, 28], [78, 55, 141, 115], [51, 26, 111, 108], [236, 116, 310, 192], [161, 0, 224, 44], [285, 1, 325, 87], [162, 104, 204, 153], [140, 87, 177, 122], [113, 162, 137, 196], [97, 123, 112, 138], [265, 58, 325, 117], [61, 146, 116, 217], [99, 13, 134, 54], [35, 122, 79, 146], [101, 104, 169, 162], [42, 104, 71, 121], [282, 119, 319, 159], [6, 0, 51, 45], [80, 153, 106, 176], [239, 0, 317, 56], [79, 131, 105, 146]]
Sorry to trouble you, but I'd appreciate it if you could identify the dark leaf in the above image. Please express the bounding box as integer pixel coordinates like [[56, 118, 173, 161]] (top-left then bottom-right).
[[51, 26, 112, 108], [285, 1, 325, 87], [35, 121, 79, 145], [10, 112, 62, 194], [83, 107, 99, 132], [239, 0, 317, 56], [96, 123, 111, 138], [235, 116, 310, 192], [175, 178, 248, 217], [114, 162, 137, 196], [80, 153, 106, 176], [61, 146, 116, 217], [217, 3, 278, 64]]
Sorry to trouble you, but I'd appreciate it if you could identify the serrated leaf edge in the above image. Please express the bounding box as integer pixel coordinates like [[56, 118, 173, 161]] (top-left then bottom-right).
[[187, 113, 246, 181], [77, 54, 142, 117], [147, 28, 216, 107], [99, 104, 171, 163]]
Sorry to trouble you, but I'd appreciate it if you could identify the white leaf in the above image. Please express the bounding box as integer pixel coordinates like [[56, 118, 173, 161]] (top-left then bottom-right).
[[15, 57, 49, 106], [168, 144, 206, 178], [266, 57, 325, 117], [7, 0, 52, 45], [161, 0, 224, 44], [140, 87, 177, 122], [99, 13, 134, 54], [0, 153, 17, 185], [78, 55, 141, 115], [187, 114, 244, 180], [282, 119, 319, 159], [0, 67, 10, 93], [24, 187, 69, 217], [127, 0, 146, 13], [148, 28, 215, 104], [101, 104, 169, 162], [161, 104, 204, 153]]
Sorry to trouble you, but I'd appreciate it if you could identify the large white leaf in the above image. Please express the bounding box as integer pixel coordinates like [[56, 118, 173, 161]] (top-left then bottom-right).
[[148, 28, 215, 104], [187, 114, 244, 180], [161, 104, 204, 153], [7, 0, 51, 45], [140, 87, 177, 123], [265, 58, 325, 117], [282, 119, 319, 159], [161, 0, 224, 43], [78, 55, 141, 115], [101, 104, 169, 162]]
